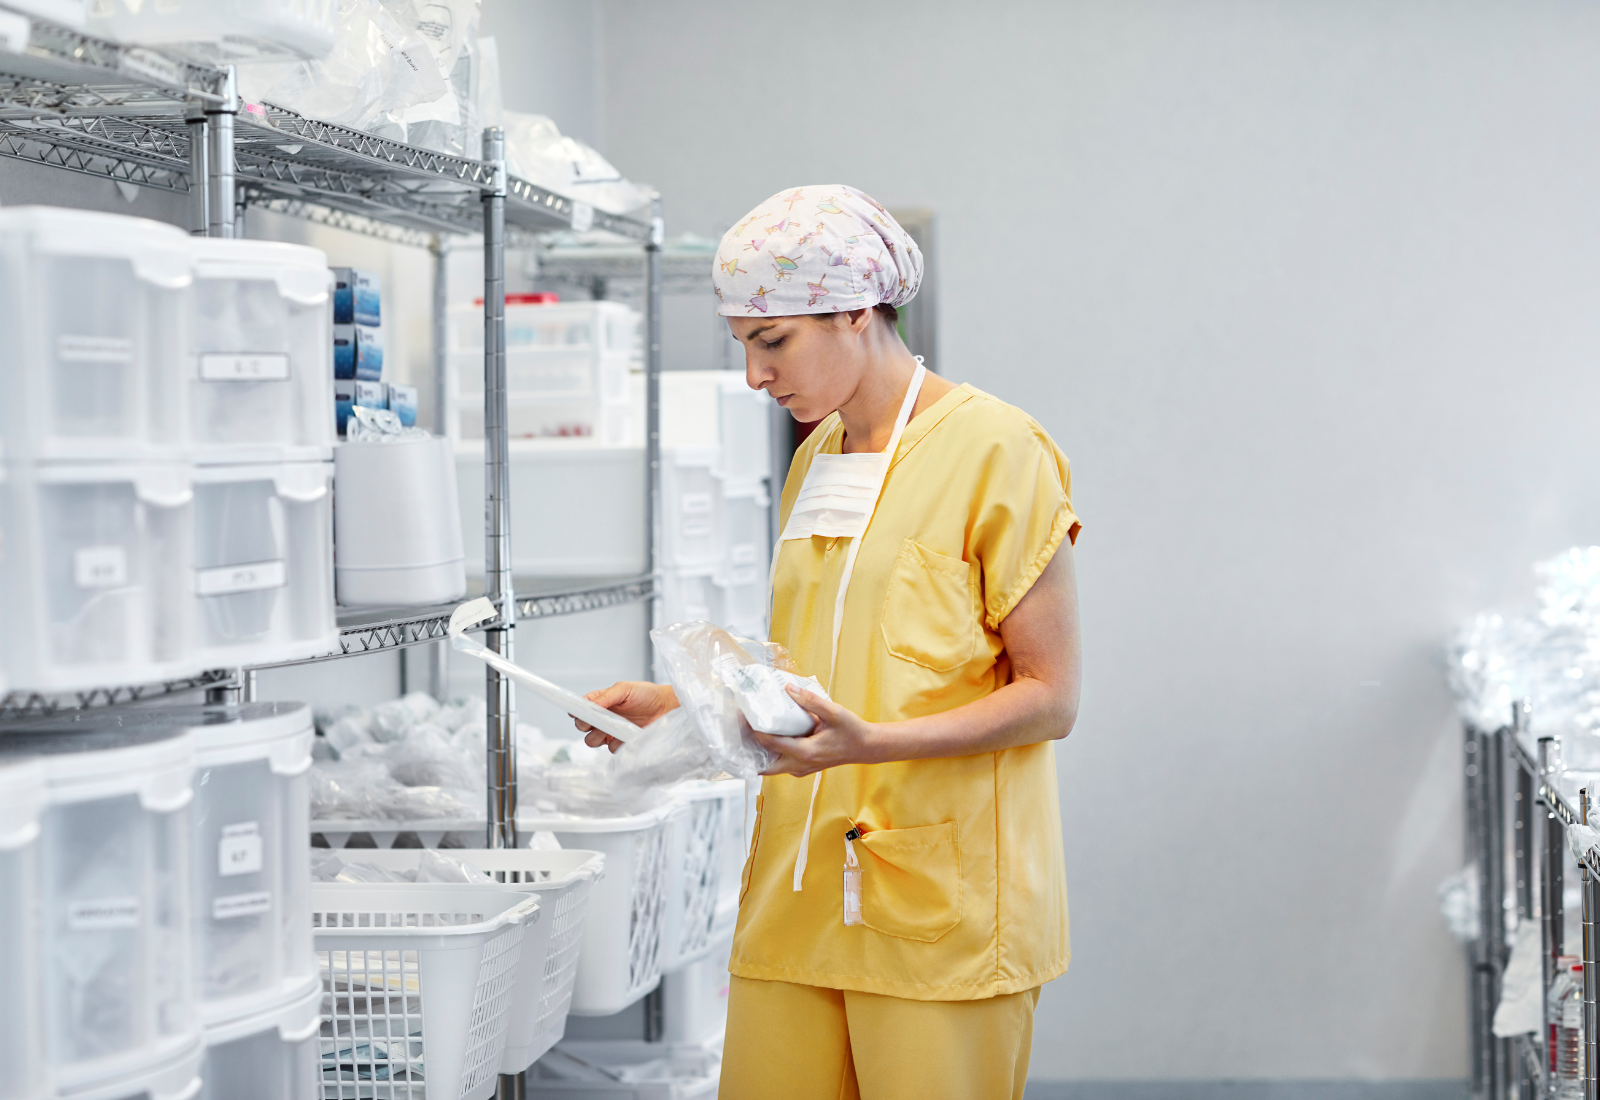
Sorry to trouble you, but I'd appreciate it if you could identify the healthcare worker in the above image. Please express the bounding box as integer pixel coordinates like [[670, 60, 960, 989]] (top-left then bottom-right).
[[579, 186, 1081, 1100]]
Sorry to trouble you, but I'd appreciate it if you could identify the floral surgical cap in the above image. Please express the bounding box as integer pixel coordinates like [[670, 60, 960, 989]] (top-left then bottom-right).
[[711, 185, 923, 317]]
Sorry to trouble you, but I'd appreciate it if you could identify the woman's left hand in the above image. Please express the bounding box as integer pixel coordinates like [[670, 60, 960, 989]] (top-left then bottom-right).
[[751, 686, 884, 777]]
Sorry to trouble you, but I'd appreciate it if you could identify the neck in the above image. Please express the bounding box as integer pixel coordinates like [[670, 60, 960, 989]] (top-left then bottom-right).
[[837, 346, 922, 454]]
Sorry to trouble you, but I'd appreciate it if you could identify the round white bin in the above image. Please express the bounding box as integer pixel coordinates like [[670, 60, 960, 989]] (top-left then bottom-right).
[[0, 758, 49, 1100], [198, 977, 321, 1100], [332, 434, 466, 607], [0, 715, 199, 1094]]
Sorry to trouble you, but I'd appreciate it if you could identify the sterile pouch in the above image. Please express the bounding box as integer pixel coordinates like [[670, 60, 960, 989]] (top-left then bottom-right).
[[720, 663, 825, 737]]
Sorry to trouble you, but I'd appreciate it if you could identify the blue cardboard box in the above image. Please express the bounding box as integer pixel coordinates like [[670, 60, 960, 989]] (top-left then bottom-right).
[[334, 379, 387, 434], [332, 323, 383, 381], [386, 383, 418, 428], [331, 267, 380, 326]]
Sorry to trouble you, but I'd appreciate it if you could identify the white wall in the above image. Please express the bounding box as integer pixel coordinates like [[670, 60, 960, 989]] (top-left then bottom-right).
[[598, 0, 1600, 1081], [481, 0, 605, 150]]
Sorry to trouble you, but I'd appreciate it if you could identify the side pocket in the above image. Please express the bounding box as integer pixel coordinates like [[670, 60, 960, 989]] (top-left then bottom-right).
[[880, 539, 979, 673], [739, 794, 764, 905], [858, 821, 962, 943]]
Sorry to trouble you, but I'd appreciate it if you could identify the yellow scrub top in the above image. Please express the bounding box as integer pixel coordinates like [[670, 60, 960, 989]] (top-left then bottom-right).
[[729, 383, 1081, 1002]]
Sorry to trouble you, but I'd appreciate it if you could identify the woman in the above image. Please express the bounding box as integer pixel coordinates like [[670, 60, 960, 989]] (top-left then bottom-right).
[[579, 186, 1082, 1100]]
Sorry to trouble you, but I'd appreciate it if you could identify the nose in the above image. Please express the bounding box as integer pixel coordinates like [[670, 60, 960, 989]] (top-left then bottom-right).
[[746, 356, 773, 393]]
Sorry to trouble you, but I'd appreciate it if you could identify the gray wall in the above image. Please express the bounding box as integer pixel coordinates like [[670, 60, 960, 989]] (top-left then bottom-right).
[[598, 0, 1600, 1082], [481, 0, 605, 150]]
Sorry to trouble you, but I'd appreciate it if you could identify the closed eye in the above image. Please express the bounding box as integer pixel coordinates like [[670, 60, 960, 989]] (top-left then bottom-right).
[[764, 337, 786, 350]]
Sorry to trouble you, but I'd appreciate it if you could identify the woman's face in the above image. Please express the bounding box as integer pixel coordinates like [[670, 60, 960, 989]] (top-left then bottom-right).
[[728, 313, 867, 422]]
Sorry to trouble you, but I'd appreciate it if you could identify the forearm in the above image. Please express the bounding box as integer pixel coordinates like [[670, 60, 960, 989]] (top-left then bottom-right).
[[865, 674, 1077, 763]]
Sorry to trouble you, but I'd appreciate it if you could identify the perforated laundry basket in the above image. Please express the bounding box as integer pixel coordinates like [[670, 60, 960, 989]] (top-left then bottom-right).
[[660, 782, 744, 971], [340, 848, 605, 1074], [518, 802, 683, 1016], [312, 883, 539, 1100]]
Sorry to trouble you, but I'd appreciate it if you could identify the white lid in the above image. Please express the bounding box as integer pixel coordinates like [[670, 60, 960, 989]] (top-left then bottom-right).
[[190, 237, 332, 305], [191, 459, 331, 503], [0, 205, 192, 288], [0, 758, 46, 850], [516, 799, 683, 833], [201, 973, 321, 1046], [126, 703, 314, 776], [26, 460, 194, 507], [0, 714, 195, 812]]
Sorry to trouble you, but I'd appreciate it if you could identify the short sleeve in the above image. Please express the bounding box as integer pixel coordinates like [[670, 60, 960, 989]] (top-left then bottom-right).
[[971, 417, 1080, 630]]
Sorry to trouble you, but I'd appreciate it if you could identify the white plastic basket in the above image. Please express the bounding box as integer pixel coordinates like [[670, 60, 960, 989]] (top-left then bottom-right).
[[518, 802, 683, 1016], [312, 883, 539, 1100], [528, 1039, 722, 1099], [311, 820, 489, 851], [660, 782, 744, 971], [337, 849, 605, 1075]]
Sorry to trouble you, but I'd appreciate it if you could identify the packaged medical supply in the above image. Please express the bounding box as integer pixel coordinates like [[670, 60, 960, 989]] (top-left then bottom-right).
[[332, 323, 382, 381], [87, 0, 337, 62], [386, 382, 418, 427], [331, 267, 380, 326]]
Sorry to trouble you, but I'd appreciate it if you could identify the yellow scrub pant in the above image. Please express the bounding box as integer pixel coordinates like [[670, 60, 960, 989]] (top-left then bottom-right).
[[718, 976, 1041, 1100]]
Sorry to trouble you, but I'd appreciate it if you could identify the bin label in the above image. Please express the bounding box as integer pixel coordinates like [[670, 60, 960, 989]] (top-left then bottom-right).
[[200, 353, 290, 382], [74, 546, 128, 589], [571, 201, 595, 233], [67, 896, 140, 931], [219, 821, 263, 876], [196, 559, 286, 597], [213, 891, 272, 921], [57, 335, 133, 364]]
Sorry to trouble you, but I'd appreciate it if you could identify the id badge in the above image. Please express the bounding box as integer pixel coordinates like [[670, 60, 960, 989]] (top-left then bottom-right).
[[843, 828, 864, 927]]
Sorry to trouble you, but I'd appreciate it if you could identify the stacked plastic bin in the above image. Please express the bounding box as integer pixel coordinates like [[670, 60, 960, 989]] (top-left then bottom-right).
[[0, 209, 340, 695], [658, 372, 775, 640]]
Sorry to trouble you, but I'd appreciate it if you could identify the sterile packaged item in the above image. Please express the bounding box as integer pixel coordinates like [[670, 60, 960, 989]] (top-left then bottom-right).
[[87, 0, 335, 61], [189, 238, 335, 464], [0, 715, 199, 1093], [331, 267, 380, 326], [390, 0, 483, 159], [332, 323, 383, 381], [722, 664, 823, 736], [385, 382, 418, 427], [334, 432, 465, 606], [333, 379, 386, 435], [0, 759, 47, 1100], [0, 206, 190, 462]]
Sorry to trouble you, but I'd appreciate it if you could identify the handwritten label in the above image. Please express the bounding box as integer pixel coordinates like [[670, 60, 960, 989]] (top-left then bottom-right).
[[196, 560, 285, 597], [218, 822, 262, 877], [58, 335, 133, 364], [200, 353, 290, 382], [68, 897, 140, 931], [213, 892, 272, 921], [74, 546, 128, 589]]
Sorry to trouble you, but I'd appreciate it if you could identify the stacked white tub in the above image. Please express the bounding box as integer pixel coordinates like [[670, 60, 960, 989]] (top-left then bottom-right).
[[0, 759, 48, 1100], [0, 210, 339, 696]]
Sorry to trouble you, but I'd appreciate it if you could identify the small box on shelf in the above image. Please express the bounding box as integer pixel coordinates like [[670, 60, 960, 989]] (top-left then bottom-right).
[[332, 323, 382, 381], [330, 267, 380, 326]]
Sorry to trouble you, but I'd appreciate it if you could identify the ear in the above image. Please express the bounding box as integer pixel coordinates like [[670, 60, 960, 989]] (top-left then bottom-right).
[[844, 308, 874, 336]]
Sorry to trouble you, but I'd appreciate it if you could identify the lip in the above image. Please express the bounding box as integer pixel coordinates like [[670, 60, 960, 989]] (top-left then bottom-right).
[[774, 394, 793, 407]]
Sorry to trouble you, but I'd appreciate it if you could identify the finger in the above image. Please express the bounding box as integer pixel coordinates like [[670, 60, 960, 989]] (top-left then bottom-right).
[[606, 736, 623, 754], [574, 719, 594, 733], [583, 730, 609, 749], [785, 685, 835, 722]]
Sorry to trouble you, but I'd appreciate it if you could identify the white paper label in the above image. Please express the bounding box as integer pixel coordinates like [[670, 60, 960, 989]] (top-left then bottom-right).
[[74, 546, 128, 589], [218, 822, 262, 877], [195, 560, 286, 597], [200, 353, 290, 382], [570, 201, 595, 233], [213, 891, 272, 921], [68, 896, 140, 931], [57, 335, 133, 364]]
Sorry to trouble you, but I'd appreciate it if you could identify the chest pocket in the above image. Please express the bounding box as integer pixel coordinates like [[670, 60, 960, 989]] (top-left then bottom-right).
[[880, 539, 980, 672]]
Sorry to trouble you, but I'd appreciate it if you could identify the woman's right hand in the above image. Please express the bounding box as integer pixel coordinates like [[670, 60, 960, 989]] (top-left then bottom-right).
[[575, 682, 679, 753]]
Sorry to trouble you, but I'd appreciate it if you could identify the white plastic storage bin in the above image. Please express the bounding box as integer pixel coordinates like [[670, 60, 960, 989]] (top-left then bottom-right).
[[716, 373, 773, 488], [188, 238, 335, 464], [457, 442, 645, 577], [340, 848, 606, 1075], [0, 759, 47, 1100], [660, 782, 744, 971], [199, 978, 321, 1100], [660, 932, 733, 1047], [0, 461, 196, 692], [61, 1037, 204, 1100], [0, 716, 199, 1093], [312, 883, 540, 1100], [88, 0, 336, 60], [529, 1040, 722, 1099], [0, 0, 89, 28], [518, 802, 683, 1016], [334, 435, 466, 607], [717, 489, 771, 637], [0, 206, 190, 462], [189, 461, 338, 667], [661, 448, 725, 570]]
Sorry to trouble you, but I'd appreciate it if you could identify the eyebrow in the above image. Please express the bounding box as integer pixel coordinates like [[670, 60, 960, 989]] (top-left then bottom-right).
[[744, 323, 779, 341]]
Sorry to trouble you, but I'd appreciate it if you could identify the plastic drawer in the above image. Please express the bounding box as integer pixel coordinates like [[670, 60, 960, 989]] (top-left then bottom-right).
[[0, 760, 47, 1100], [198, 980, 321, 1100]]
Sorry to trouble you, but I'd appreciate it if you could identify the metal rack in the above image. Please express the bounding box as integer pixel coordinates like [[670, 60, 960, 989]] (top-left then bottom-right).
[[1465, 701, 1600, 1100], [0, 20, 664, 858]]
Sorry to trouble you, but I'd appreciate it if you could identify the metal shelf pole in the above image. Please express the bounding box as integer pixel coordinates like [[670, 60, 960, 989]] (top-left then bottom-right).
[[1543, 735, 1566, 1074], [482, 126, 516, 854], [1585, 787, 1598, 1100], [186, 106, 208, 235], [644, 194, 664, 672], [204, 66, 237, 239], [430, 232, 452, 704]]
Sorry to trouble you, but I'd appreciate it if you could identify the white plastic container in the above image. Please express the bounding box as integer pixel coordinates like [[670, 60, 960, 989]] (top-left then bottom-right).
[[341, 848, 606, 1074], [658, 569, 719, 629], [660, 932, 733, 1047], [529, 1039, 722, 1099], [456, 442, 645, 578], [199, 977, 321, 1100], [0, 759, 48, 1100], [312, 883, 540, 1100], [0, 0, 88, 27], [660, 782, 743, 971], [0, 206, 190, 462], [88, 0, 336, 60], [0, 461, 196, 693], [0, 716, 199, 1093], [716, 373, 772, 489], [188, 238, 335, 464], [717, 489, 771, 636], [661, 448, 725, 570], [60, 1036, 204, 1100], [518, 802, 683, 1016], [188, 461, 338, 668], [334, 436, 466, 607]]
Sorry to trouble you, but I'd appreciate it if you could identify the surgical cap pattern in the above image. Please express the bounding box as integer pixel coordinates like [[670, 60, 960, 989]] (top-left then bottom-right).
[[711, 185, 923, 317]]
